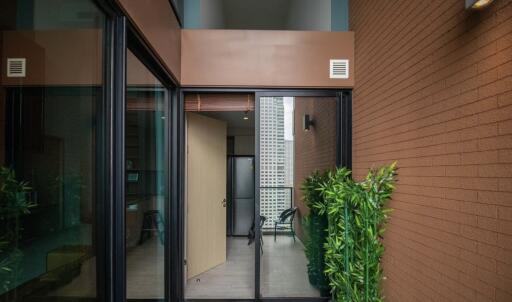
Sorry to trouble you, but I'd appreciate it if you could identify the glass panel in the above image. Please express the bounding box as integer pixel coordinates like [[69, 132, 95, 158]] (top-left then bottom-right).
[[0, 1, 105, 301], [125, 50, 168, 300], [259, 96, 337, 298]]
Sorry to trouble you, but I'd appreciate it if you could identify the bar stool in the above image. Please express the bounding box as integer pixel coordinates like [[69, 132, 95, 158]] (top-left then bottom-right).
[[139, 210, 164, 245]]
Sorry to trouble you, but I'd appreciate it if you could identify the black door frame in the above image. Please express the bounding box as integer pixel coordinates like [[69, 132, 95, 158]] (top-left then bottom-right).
[[179, 88, 352, 302], [96, 2, 353, 301], [96, 1, 180, 302]]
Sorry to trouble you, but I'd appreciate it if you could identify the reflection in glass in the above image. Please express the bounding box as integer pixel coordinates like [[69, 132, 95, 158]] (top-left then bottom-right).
[[125, 50, 167, 300], [0, 1, 104, 301], [259, 96, 337, 298]]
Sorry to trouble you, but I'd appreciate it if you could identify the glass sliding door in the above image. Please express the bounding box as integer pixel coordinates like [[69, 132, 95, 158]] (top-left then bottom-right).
[[125, 50, 169, 300], [257, 94, 338, 299], [0, 1, 106, 301]]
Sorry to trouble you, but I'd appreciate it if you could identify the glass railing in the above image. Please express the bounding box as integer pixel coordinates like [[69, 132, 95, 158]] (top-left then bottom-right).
[[259, 186, 293, 231]]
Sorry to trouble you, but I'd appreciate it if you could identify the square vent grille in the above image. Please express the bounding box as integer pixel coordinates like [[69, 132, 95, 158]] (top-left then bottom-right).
[[7, 58, 26, 78], [330, 59, 349, 79]]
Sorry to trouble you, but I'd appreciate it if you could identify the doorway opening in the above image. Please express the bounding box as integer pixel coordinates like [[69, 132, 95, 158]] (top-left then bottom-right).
[[179, 90, 349, 301], [184, 93, 256, 300]]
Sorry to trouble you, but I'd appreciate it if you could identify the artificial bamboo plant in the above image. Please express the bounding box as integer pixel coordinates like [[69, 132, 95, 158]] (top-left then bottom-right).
[[313, 162, 397, 302], [302, 171, 330, 296]]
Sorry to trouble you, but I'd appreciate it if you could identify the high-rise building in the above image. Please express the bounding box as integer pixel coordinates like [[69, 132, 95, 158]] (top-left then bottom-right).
[[259, 97, 293, 229], [284, 139, 294, 187]]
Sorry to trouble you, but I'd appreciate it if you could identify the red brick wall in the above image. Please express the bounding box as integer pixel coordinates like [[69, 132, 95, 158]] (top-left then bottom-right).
[[350, 0, 512, 301], [294, 97, 337, 237]]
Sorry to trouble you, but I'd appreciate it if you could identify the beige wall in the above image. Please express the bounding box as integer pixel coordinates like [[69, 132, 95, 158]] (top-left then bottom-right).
[[351, 1, 512, 301], [181, 30, 354, 88]]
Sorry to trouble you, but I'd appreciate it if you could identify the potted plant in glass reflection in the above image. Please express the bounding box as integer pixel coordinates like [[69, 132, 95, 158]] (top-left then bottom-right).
[[303, 162, 397, 302], [0, 167, 35, 293]]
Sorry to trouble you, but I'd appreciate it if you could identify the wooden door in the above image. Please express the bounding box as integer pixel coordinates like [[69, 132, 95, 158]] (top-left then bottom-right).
[[186, 113, 227, 278]]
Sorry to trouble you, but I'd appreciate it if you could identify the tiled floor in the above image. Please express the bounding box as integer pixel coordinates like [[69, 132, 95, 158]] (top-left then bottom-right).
[[51, 236, 165, 299], [260, 235, 320, 298], [50, 235, 321, 300], [185, 235, 320, 299], [185, 237, 255, 299]]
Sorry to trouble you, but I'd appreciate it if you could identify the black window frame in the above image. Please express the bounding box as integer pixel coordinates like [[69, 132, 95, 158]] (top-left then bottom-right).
[[94, 1, 180, 301], [178, 88, 352, 302], [89, 1, 353, 301]]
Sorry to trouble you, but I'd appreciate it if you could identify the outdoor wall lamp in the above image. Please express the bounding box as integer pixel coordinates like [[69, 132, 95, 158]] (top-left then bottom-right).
[[465, 0, 494, 10], [303, 114, 315, 131]]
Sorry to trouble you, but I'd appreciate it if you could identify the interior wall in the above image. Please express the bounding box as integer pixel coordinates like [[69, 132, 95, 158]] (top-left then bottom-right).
[[199, 0, 225, 29], [286, 0, 331, 31], [220, 0, 292, 30], [331, 0, 349, 31], [184, 0, 201, 29], [351, 0, 512, 301], [31, 0, 103, 29], [187, 0, 333, 31], [293, 97, 337, 239], [233, 136, 254, 156], [228, 127, 255, 156]]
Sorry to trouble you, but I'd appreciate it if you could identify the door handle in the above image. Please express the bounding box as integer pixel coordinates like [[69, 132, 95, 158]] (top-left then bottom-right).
[[222, 198, 227, 207]]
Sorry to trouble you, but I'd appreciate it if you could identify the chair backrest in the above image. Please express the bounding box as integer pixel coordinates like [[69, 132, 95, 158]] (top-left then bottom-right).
[[278, 207, 297, 223], [259, 215, 267, 228]]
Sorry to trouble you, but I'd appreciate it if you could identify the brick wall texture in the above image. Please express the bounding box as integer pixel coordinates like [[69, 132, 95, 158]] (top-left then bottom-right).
[[350, 0, 512, 301], [293, 97, 337, 237]]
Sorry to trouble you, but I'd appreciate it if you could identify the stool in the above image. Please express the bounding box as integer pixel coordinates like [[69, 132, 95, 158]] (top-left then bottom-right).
[[139, 210, 164, 245]]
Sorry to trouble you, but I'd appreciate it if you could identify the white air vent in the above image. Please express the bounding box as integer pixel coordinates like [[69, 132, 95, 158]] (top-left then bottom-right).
[[7, 58, 26, 78], [330, 59, 349, 79]]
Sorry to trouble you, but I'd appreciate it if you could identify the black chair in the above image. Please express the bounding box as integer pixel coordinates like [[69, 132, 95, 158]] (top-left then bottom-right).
[[247, 215, 267, 254], [259, 216, 267, 254], [274, 207, 297, 242], [139, 210, 164, 245]]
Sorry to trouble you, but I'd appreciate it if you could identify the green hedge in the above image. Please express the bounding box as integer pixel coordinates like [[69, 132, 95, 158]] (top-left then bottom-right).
[[310, 163, 397, 302], [302, 171, 330, 296]]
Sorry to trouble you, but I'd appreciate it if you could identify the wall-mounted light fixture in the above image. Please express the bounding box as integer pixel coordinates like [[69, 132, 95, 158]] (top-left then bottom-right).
[[303, 114, 315, 131], [465, 0, 494, 10], [243, 111, 249, 120]]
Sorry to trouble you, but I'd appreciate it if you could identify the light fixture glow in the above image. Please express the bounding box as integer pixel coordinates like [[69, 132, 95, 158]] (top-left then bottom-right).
[[466, 0, 494, 10], [243, 111, 249, 120]]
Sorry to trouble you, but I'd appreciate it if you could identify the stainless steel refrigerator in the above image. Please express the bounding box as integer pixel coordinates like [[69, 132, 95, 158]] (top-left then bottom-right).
[[227, 156, 255, 236]]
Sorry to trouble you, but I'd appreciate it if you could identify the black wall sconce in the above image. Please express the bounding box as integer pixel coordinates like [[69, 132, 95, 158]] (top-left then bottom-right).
[[303, 114, 315, 131], [465, 0, 494, 10]]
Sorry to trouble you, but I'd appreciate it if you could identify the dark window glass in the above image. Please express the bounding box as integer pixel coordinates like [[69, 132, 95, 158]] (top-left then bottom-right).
[[125, 50, 168, 300], [0, 1, 105, 301]]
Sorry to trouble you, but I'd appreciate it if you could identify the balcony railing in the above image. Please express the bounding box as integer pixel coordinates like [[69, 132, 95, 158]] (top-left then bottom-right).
[[259, 186, 293, 230]]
